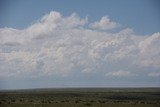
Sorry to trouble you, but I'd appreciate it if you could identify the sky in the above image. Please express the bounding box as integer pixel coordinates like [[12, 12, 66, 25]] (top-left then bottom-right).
[[0, 0, 160, 89]]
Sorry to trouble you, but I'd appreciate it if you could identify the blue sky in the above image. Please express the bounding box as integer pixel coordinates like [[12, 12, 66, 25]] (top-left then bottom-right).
[[0, 0, 160, 35], [0, 0, 160, 89]]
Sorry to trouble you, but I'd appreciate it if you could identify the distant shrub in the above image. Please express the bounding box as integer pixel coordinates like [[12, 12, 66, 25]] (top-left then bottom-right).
[[61, 100, 65, 102], [11, 99, 15, 102], [48, 100, 51, 103], [65, 100, 69, 102], [84, 103, 91, 106], [75, 100, 79, 103], [41, 100, 45, 103], [100, 101, 105, 103], [141, 101, 145, 104], [2, 99, 6, 102], [90, 100, 95, 103]]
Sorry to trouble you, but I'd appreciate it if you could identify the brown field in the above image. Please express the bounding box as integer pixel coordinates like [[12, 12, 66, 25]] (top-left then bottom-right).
[[0, 88, 160, 107]]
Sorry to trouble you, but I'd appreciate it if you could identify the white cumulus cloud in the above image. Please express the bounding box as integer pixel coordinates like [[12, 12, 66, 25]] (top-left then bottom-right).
[[0, 11, 160, 81], [105, 70, 131, 77], [148, 72, 160, 77], [89, 16, 119, 30]]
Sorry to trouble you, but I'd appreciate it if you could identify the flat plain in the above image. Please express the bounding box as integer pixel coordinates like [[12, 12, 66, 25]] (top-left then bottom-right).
[[0, 88, 160, 107]]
